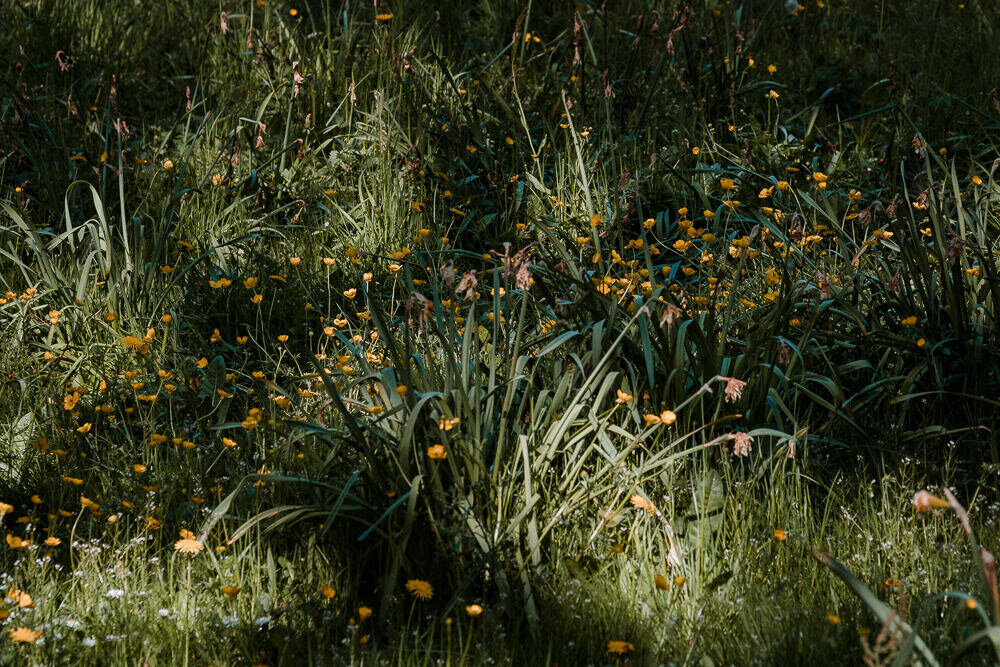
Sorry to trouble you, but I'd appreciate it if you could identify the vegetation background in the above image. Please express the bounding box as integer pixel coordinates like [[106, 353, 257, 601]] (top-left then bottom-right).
[[1, 0, 1000, 664]]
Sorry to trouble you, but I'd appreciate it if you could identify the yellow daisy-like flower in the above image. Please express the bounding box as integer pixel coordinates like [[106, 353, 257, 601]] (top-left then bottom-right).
[[221, 585, 241, 600], [122, 336, 144, 350], [174, 538, 204, 555], [405, 579, 433, 600], [358, 606, 373, 621], [8, 626, 42, 643], [607, 640, 634, 654]]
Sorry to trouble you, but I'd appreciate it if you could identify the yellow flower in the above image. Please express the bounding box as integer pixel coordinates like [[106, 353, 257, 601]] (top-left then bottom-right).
[[607, 640, 634, 655], [358, 606, 373, 621], [615, 389, 633, 404], [375, 12, 393, 20], [654, 574, 670, 591], [465, 604, 483, 617], [222, 437, 238, 448], [0, 503, 12, 517], [44, 537, 61, 547], [162, 159, 174, 171], [321, 586, 336, 599], [827, 613, 840, 625], [5, 534, 30, 550], [438, 417, 460, 431], [773, 529, 787, 541], [221, 585, 241, 600], [8, 627, 42, 644], [767, 89, 780, 99], [719, 177, 736, 191], [289, 257, 301, 267], [174, 538, 204, 555], [427, 444, 447, 460], [405, 579, 433, 600], [901, 316, 918, 327], [6, 588, 33, 608]]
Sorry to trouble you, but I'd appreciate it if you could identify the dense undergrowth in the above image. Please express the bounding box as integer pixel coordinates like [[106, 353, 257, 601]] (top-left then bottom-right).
[[2, 0, 1000, 664]]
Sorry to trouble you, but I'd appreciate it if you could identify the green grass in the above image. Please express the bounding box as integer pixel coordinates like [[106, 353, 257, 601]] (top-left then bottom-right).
[[2, 0, 1000, 663]]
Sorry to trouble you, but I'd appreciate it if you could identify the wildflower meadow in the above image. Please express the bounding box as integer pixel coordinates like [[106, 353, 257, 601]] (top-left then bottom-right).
[[2, 1, 1000, 664]]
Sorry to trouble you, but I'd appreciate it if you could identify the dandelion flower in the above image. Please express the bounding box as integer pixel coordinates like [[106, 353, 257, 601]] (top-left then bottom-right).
[[174, 538, 204, 555], [607, 640, 634, 655], [321, 586, 336, 599], [121, 336, 143, 350], [427, 444, 447, 460], [405, 579, 433, 600], [8, 627, 42, 643]]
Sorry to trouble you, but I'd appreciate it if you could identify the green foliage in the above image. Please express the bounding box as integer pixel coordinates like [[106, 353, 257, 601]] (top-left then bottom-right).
[[0, 0, 999, 663]]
